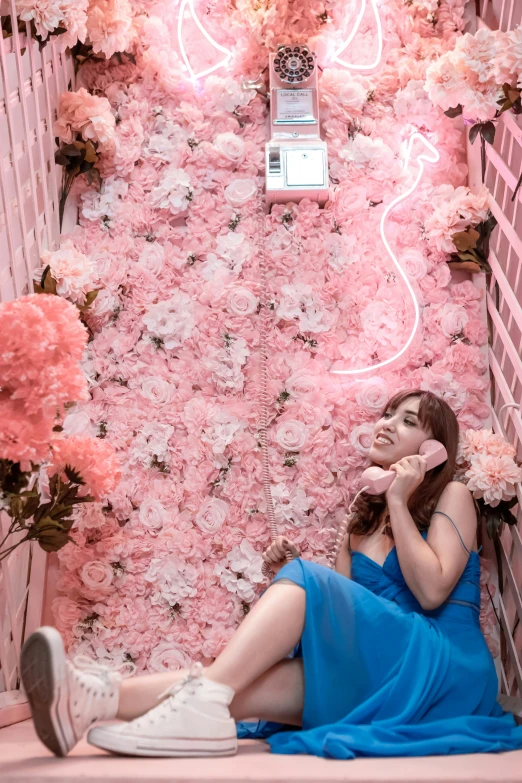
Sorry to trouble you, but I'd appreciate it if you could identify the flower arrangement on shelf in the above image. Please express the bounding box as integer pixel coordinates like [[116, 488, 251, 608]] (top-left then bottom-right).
[[34, 238, 100, 319], [423, 183, 498, 274], [425, 26, 522, 182], [0, 294, 120, 563], [456, 427, 522, 588], [52, 88, 116, 229], [2, 0, 135, 58]]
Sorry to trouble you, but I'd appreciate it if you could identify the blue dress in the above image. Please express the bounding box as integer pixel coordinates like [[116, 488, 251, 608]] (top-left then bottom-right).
[[236, 532, 522, 758]]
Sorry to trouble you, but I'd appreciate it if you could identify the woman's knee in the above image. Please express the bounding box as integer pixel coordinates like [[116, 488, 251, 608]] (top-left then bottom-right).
[[230, 659, 304, 726]]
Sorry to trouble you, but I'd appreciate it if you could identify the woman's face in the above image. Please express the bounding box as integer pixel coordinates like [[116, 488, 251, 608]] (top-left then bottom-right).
[[368, 397, 433, 470]]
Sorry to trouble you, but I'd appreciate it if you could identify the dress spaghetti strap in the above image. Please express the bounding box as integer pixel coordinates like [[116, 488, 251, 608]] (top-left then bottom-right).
[[432, 510, 482, 555]]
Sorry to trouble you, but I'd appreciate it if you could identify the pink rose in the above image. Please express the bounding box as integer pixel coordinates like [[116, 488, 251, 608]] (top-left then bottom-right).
[[138, 499, 170, 531], [350, 423, 374, 455], [195, 498, 230, 533], [332, 184, 369, 219], [224, 178, 257, 207], [400, 249, 428, 280], [275, 420, 309, 451], [439, 303, 469, 338], [147, 641, 192, 672], [286, 370, 319, 398], [226, 287, 258, 316], [214, 133, 245, 164], [355, 378, 389, 414], [80, 560, 114, 591], [138, 377, 176, 405]]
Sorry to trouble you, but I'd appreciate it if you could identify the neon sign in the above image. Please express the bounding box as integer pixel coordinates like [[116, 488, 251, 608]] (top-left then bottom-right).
[[177, 0, 232, 81], [331, 132, 440, 376], [333, 0, 383, 71]]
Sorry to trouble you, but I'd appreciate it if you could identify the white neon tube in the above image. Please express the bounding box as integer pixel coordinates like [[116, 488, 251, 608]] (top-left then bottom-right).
[[331, 132, 440, 376], [333, 0, 383, 71], [177, 0, 232, 81]]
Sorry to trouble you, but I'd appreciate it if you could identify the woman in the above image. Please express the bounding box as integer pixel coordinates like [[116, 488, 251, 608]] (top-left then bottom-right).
[[20, 390, 522, 759]]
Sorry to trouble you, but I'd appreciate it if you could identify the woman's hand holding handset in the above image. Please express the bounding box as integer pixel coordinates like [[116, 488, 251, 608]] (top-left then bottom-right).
[[385, 454, 428, 505], [262, 535, 300, 574]]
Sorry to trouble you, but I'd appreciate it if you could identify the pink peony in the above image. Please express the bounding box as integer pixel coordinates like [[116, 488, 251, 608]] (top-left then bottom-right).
[[465, 454, 522, 507], [39, 239, 96, 305], [459, 428, 517, 461], [54, 88, 115, 149]]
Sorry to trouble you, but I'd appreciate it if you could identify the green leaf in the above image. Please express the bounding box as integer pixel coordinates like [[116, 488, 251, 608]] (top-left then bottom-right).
[[21, 496, 42, 520], [60, 143, 83, 157], [55, 153, 70, 166], [444, 105, 463, 118], [64, 465, 86, 485], [481, 121, 496, 144], [469, 123, 482, 145]]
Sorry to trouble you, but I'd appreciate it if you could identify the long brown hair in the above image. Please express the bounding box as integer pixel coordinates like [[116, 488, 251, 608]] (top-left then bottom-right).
[[349, 390, 459, 538]]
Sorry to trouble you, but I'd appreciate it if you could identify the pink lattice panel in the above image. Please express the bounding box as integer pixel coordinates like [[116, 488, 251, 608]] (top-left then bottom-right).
[[0, 0, 74, 303], [470, 0, 522, 718], [0, 0, 74, 724]]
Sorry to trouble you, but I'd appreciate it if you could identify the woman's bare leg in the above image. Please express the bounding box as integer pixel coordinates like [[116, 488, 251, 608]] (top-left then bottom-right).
[[118, 658, 304, 726], [117, 582, 305, 721], [230, 658, 304, 726]]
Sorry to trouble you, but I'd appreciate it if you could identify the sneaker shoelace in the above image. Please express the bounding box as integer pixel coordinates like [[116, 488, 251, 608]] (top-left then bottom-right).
[[68, 655, 136, 726], [157, 662, 204, 714], [72, 654, 137, 683]]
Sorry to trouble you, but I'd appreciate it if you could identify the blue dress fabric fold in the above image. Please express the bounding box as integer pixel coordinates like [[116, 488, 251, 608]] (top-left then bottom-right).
[[236, 540, 522, 758]]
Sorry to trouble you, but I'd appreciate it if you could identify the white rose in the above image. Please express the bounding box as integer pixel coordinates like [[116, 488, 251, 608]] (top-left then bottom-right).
[[224, 178, 257, 207], [139, 377, 175, 405], [350, 423, 374, 456], [80, 560, 114, 591], [355, 379, 389, 414], [148, 641, 193, 672], [286, 371, 318, 398], [440, 303, 469, 338], [226, 287, 258, 316], [275, 420, 309, 451], [139, 499, 169, 531], [195, 498, 229, 533], [214, 132, 245, 164]]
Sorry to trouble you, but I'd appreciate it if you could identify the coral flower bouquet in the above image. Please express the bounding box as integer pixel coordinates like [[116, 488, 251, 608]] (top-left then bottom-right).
[[0, 294, 120, 562]]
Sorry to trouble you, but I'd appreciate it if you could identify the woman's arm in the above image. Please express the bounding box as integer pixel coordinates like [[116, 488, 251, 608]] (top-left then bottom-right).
[[335, 533, 352, 578], [387, 461, 477, 610]]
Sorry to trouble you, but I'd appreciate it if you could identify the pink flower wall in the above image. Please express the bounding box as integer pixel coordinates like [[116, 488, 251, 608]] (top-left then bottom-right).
[[53, 0, 492, 672]]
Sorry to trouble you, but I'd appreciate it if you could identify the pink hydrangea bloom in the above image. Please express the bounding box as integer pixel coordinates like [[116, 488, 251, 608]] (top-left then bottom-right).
[[48, 435, 121, 500]]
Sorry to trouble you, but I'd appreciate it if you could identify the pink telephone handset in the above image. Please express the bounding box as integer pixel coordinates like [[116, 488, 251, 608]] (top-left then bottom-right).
[[360, 439, 448, 495]]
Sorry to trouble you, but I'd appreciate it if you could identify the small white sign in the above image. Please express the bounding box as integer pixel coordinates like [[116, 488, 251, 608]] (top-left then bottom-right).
[[276, 89, 315, 123], [285, 149, 325, 186]]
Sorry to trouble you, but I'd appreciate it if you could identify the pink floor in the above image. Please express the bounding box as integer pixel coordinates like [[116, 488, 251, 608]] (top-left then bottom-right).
[[1, 720, 522, 783]]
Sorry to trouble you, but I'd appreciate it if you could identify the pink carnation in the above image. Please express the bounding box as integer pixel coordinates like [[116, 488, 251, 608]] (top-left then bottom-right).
[[48, 435, 121, 500], [0, 295, 88, 462]]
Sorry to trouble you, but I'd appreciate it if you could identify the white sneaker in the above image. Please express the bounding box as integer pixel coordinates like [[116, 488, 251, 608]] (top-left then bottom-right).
[[87, 662, 238, 757], [20, 626, 121, 757]]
